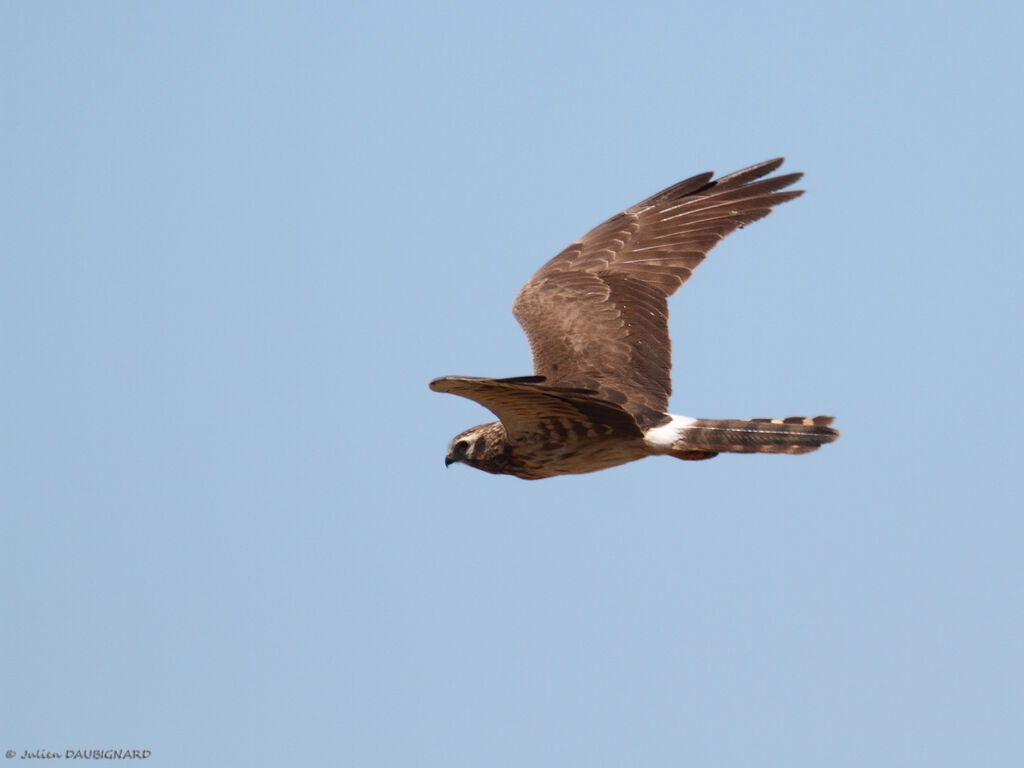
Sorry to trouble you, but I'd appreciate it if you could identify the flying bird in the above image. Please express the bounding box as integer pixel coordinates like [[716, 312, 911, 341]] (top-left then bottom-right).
[[430, 158, 837, 479]]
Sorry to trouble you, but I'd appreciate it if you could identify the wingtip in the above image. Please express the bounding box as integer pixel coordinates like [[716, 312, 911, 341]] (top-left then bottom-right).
[[430, 375, 506, 393], [737, 157, 786, 176], [710, 157, 798, 191]]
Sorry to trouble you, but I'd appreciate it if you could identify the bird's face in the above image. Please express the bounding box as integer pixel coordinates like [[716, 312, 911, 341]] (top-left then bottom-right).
[[444, 423, 503, 470], [444, 426, 487, 468]]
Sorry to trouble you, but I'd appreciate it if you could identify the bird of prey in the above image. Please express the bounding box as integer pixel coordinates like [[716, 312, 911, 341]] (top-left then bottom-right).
[[430, 158, 837, 479]]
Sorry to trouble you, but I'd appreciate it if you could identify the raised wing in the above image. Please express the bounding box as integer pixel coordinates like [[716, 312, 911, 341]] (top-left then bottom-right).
[[428, 375, 643, 443], [512, 158, 803, 428]]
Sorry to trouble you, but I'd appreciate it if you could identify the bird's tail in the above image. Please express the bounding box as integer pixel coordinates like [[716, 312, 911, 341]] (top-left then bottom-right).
[[669, 416, 839, 460]]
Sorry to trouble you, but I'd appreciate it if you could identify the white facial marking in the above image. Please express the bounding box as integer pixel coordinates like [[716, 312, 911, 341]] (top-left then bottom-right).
[[453, 432, 482, 459], [643, 414, 697, 451]]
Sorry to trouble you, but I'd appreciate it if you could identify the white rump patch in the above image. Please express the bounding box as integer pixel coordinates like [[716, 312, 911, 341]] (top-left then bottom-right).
[[643, 414, 697, 451]]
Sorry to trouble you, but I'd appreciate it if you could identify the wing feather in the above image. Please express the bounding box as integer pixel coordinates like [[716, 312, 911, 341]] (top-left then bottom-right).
[[429, 376, 643, 442], [512, 158, 803, 427]]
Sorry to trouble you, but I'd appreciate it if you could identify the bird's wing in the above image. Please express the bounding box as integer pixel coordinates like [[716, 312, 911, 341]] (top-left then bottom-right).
[[428, 375, 643, 442], [512, 158, 803, 428]]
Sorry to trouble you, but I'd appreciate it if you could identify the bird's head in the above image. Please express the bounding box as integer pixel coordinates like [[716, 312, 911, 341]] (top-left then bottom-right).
[[444, 422, 506, 471]]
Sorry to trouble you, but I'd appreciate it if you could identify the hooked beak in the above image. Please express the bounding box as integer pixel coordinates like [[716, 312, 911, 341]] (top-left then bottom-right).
[[445, 455, 455, 468]]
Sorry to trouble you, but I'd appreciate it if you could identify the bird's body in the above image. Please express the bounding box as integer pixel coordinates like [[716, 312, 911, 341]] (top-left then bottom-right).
[[449, 421, 647, 480], [431, 159, 838, 479]]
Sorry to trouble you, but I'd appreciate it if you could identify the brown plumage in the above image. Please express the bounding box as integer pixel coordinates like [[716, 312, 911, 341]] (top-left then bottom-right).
[[431, 159, 838, 479]]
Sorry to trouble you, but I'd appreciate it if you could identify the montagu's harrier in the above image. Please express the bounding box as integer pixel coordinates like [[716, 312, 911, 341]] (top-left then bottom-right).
[[431, 158, 837, 479]]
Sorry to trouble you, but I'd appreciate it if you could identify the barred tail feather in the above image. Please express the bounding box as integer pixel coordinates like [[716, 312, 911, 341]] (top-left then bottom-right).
[[670, 416, 839, 458]]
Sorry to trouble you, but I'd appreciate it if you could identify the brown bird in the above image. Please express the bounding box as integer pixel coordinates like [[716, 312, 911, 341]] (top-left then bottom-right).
[[431, 159, 838, 479]]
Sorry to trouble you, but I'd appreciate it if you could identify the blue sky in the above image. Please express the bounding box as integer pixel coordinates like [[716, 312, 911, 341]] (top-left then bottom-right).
[[3, 1, 1023, 766]]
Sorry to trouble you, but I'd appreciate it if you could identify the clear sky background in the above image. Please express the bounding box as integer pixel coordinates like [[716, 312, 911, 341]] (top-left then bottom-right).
[[3, 2, 1023, 766]]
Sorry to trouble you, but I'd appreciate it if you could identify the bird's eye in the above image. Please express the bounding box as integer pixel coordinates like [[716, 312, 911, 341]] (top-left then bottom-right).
[[454, 440, 470, 457]]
